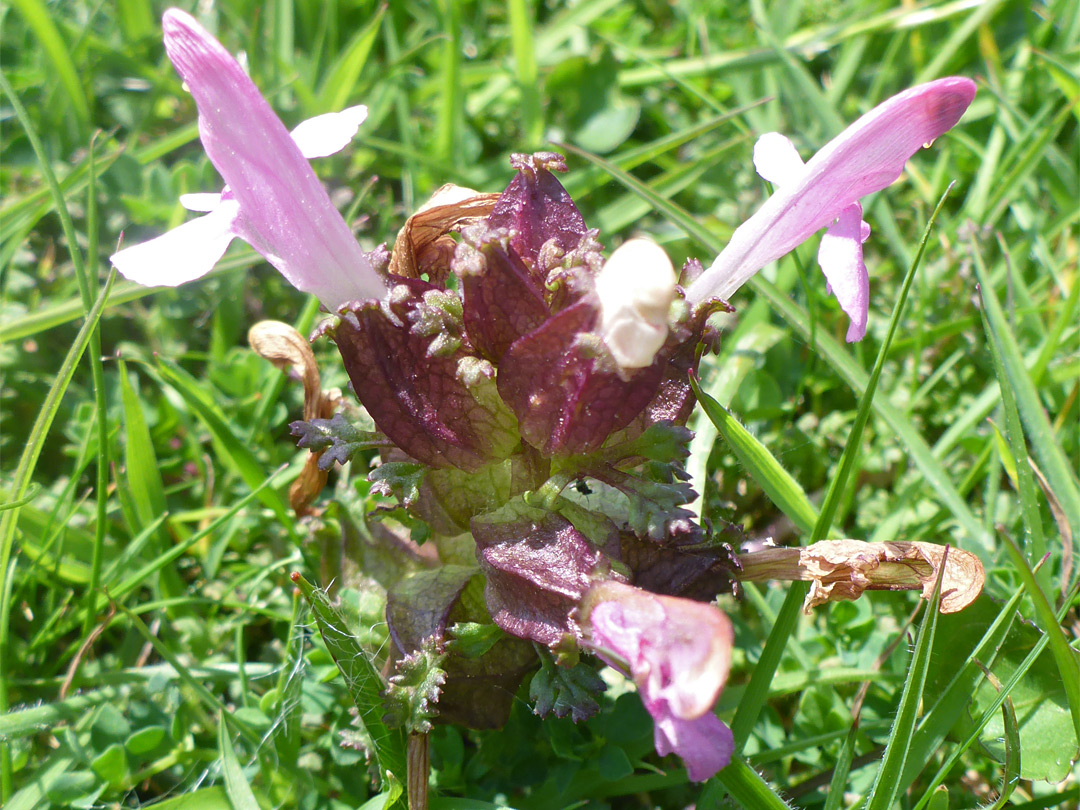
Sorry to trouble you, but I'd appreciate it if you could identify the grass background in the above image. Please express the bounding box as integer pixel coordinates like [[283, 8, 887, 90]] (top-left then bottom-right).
[[1, 0, 1078, 808]]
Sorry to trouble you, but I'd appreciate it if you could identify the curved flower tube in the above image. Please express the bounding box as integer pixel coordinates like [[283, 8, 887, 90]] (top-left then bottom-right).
[[581, 581, 735, 782], [110, 9, 385, 309], [686, 77, 976, 340]]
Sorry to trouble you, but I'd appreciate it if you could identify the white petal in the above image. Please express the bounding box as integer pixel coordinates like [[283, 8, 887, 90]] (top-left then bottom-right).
[[596, 238, 677, 369], [817, 203, 870, 342], [110, 200, 240, 287], [179, 192, 222, 212], [752, 133, 805, 186], [289, 105, 369, 159]]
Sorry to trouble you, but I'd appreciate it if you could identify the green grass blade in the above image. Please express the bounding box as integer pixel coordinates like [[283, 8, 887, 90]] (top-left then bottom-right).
[[292, 573, 407, 784], [974, 275, 1050, 592], [972, 238, 1080, 553], [914, 0, 1007, 84], [7, 0, 90, 128], [811, 186, 955, 544], [712, 755, 794, 810], [986, 100, 1074, 227], [996, 531, 1080, 741], [911, 587, 1076, 809], [82, 135, 113, 639], [140, 787, 232, 810], [4, 754, 78, 810], [317, 6, 385, 113], [117, 360, 167, 524], [508, 0, 542, 147], [689, 377, 818, 535], [899, 587, 1026, 791], [116, 0, 155, 44], [218, 714, 261, 810], [982, 677, 1021, 810], [866, 551, 947, 810], [117, 360, 182, 599], [154, 357, 294, 532], [0, 268, 115, 800], [727, 586, 807, 755], [0, 686, 123, 740], [434, 0, 464, 164]]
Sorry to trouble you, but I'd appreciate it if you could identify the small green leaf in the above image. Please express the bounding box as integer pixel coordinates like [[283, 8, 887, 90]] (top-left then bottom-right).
[[596, 745, 633, 781], [292, 572, 407, 782], [529, 653, 605, 723], [44, 771, 99, 805], [125, 725, 167, 755], [90, 743, 129, 789], [291, 412, 386, 470], [383, 637, 447, 735], [446, 622, 504, 659], [867, 550, 947, 810], [357, 770, 403, 810], [988, 419, 1019, 487]]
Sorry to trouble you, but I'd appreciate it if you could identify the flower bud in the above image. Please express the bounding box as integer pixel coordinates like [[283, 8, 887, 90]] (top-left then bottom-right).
[[596, 239, 677, 369]]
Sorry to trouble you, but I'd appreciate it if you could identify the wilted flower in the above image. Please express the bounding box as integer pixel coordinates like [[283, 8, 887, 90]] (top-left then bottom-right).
[[110, 9, 385, 309], [687, 77, 977, 340], [580, 581, 735, 781]]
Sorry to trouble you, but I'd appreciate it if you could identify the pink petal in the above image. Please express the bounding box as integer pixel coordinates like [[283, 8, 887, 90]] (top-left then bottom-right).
[[161, 10, 384, 308], [817, 203, 870, 342], [110, 200, 240, 287], [753, 132, 805, 185], [652, 705, 734, 782], [688, 77, 976, 305], [289, 105, 369, 159], [587, 583, 733, 718]]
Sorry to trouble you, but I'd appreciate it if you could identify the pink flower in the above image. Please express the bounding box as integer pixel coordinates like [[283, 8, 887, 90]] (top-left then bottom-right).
[[110, 9, 385, 309], [581, 581, 735, 781], [687, 77, 976, 341]]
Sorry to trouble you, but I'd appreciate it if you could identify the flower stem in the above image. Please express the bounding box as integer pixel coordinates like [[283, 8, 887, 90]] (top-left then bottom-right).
[[407, 733, 429, 810]]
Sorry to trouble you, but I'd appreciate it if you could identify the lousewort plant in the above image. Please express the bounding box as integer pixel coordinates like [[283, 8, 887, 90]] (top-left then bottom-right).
[[113, 8, 982, 796]]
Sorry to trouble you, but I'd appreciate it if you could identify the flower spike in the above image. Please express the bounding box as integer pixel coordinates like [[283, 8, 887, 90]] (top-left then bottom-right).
[[686, 77, 976, 339], [111, 9, 385, 309]]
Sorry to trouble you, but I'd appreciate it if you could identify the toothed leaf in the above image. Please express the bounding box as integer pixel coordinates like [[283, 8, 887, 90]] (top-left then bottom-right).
[[530, 652, 606, 722], [291, 412, 385, 469], [383, 637, 448, 734]]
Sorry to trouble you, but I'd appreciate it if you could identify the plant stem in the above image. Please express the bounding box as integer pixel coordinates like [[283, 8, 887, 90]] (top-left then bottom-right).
[[408, 733, 429, 810]]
